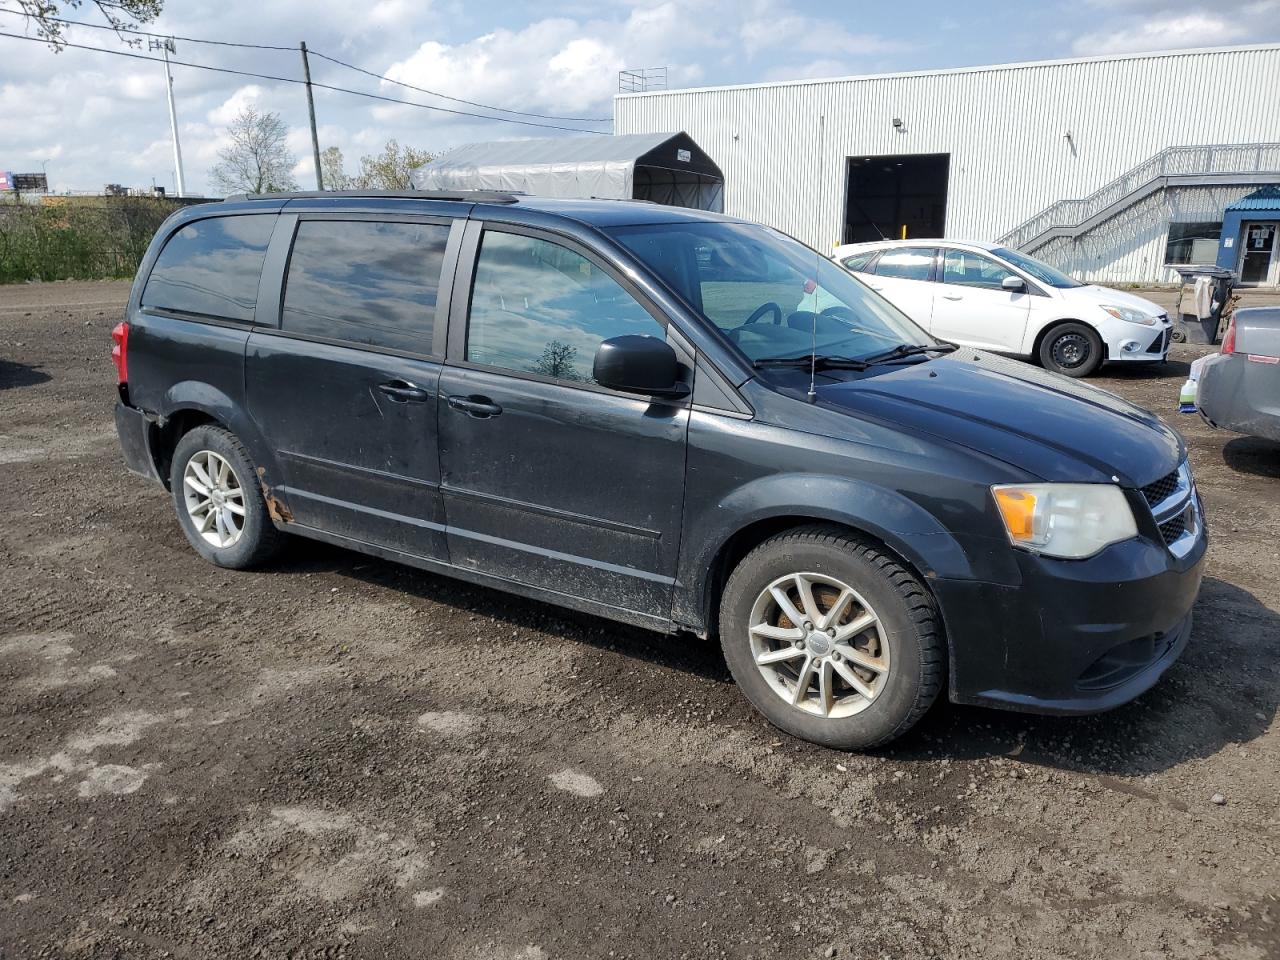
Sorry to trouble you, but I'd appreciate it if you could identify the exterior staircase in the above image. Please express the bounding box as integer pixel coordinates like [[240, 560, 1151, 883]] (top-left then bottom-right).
[[999, 143, 1280, 253]]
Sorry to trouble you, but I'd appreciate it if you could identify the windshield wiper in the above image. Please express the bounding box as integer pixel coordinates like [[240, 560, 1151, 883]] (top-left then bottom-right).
[[753, 355, 869, 370], [857, 343, 957, 365]]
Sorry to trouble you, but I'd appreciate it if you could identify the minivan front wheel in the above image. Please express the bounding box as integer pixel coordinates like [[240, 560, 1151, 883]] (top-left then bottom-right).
[[719, 526, 944, 750], [1040, 322, 1103, 377], [170, 425, 284, 569]]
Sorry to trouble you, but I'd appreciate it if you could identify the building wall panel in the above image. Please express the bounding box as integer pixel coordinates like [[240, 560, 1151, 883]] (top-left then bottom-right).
[[615, 46, 1280, 268]]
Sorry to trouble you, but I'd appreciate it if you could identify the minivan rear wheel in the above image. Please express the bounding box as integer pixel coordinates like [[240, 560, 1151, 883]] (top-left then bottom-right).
[[1039, 322, 1103, 377], [718, 525, 944, 750], [170, 425, 284, 569]]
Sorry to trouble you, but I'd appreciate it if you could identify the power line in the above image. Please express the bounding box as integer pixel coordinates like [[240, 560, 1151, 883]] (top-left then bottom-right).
[[308, 49, 611, 123], [0, 29, 611, 134], [0, 7, 612, 124], [0, 5, 294, 50]]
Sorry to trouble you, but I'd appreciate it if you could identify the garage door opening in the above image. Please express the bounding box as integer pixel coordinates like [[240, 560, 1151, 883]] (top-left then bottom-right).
[[844, 154, 950, 244]]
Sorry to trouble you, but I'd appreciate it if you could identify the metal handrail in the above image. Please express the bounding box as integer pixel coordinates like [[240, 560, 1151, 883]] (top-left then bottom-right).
[[999, 142, 1280, 249]]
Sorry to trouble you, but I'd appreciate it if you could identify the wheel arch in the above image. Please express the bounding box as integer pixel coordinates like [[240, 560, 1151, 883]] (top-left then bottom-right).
[[676, 475, 979, 641], [149, 383, 284, 499]]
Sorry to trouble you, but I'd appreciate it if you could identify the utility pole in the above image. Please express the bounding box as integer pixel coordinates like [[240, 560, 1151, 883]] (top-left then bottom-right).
[[149, 37, 186, 197], [299, 42, 324, 190]]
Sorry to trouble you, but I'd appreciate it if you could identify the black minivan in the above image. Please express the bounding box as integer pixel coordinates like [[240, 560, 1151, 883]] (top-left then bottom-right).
[[113, 190, 1206, 749]]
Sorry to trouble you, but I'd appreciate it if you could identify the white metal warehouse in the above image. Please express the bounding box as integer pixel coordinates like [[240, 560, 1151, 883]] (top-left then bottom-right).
[[613, 45, 1280, 284]]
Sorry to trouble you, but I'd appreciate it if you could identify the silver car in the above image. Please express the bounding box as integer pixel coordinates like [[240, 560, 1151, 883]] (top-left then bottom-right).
[[1194, 307, 1280, 442]]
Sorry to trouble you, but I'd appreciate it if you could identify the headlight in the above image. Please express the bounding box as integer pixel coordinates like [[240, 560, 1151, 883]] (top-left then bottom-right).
[[992, 483, 1137, 559], [1100, 304, 1157, 326]]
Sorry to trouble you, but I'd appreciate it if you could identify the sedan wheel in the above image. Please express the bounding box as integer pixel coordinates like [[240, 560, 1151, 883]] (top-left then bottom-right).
[[1039, 322, 1104, 377]]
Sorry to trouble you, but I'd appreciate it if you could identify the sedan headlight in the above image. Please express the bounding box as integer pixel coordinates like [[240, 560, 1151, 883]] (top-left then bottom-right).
[[992, 483, 1137, 559], [1100, 304, 1158, 326]]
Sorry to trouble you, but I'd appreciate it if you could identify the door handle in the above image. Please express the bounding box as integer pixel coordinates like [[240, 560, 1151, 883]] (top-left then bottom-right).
[[447, 394, 503, 419], [377, 379, 429, 403], [942, 294, 964, 301]]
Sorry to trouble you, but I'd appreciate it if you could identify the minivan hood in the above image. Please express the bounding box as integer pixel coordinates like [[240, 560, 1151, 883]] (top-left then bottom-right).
[[812, 352, 1183, 486], [1063, 284, 1166, 317]]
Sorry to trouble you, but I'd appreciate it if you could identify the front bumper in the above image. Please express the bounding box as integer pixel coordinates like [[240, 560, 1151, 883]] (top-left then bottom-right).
[[1109, 323, 1172, 362], [935, 527, 1206, 714]]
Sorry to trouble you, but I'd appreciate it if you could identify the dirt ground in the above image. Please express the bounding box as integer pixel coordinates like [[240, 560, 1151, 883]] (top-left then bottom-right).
[[1, 280, 1278, 960]]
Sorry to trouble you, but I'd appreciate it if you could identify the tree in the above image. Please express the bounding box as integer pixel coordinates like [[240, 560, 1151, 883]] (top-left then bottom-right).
[[319, 140, 434, 191], [16, 0, 163, 49], [531, 340, 581, 381], [356, 140, 434, 190], [209, 107, 299, 196], [319, 146, 353, 191]]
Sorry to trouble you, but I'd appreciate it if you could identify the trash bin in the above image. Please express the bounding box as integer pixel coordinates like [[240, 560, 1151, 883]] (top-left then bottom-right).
[[1172, 265, 1234, 344]]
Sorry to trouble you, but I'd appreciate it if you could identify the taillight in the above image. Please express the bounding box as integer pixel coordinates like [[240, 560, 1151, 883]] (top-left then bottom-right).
[[111, 321, 129, 383], [1220, 315, 1236, 355]]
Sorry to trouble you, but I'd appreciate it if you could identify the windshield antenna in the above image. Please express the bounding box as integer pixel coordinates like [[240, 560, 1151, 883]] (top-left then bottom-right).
[[807, 113, 825, 404]]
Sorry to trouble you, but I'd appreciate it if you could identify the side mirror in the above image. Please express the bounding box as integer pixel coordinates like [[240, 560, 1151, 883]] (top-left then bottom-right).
[[593, 335, 690, 399], [1002, 275, 1026, 293]]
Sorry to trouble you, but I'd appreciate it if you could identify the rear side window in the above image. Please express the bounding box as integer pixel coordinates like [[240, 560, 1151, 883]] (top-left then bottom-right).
[[873, 247, 937, 282], [282, 219, 450, 354], [142, 214, 275, 322]]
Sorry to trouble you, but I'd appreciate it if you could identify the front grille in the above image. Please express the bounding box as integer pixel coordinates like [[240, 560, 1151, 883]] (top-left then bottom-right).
[[1141, 469, 1180, 508], [1159, 512, 1187, 546]]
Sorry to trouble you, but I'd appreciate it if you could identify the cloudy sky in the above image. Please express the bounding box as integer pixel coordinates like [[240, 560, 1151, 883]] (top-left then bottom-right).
[[1, 0, 1277, 195]]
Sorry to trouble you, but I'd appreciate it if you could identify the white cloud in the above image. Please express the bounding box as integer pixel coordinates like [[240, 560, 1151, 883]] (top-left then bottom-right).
[[207, 85, 265, 126], [1072, 0, 1279, 55]]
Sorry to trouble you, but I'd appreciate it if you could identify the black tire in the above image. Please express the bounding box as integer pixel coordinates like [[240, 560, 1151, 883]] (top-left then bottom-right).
[[1039, 321, 1104, 377], [718, 525, 944, 750], [169, 425, 285, 569]]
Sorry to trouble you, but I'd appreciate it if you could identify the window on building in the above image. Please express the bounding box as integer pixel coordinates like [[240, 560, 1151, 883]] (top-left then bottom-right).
[[467, 231, 664, 384], [282, 219, 450, 354], [1165, 221, 1222, 265], [142, 214, 275, 322], [872, 247, 937, 282]]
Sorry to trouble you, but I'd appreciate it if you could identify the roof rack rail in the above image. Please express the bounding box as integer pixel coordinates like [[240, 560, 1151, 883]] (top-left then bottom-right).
[[224, 189, 522, 204]]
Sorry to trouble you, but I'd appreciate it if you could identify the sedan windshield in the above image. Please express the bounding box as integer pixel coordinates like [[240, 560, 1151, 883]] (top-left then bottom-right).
[[992, 246, 1085, 288], [607, 221, 934, 364]]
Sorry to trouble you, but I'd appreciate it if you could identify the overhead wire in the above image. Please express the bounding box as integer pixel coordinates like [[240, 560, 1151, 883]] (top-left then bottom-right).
[[0, 27, 612, 134], [0, 6, 612, 125], [307, 49, 611, 123], [0, 4, 295, 49]]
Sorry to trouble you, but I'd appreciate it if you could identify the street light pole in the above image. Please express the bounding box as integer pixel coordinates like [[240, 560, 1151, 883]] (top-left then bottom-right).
[[149, 37, 186, 197]]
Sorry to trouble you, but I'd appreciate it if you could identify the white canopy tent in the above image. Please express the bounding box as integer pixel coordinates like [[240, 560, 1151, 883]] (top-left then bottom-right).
[[412, 132, 724, 211]]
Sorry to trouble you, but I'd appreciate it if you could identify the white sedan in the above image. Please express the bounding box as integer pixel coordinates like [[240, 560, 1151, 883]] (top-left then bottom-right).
[[832, 240, 1172, 377]]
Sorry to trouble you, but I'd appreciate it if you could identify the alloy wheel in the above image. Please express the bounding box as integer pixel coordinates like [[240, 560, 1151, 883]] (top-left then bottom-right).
[[747, 572, 890, 718], [182, 450, 246, 548]]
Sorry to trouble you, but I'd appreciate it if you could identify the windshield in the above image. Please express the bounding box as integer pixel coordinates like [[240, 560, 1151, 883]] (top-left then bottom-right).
[[607, 221, 933, 364], [992, 246, 1084, 288]]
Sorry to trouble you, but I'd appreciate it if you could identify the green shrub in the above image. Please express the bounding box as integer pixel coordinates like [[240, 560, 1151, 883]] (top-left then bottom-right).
[[0, 197, 194, 283]]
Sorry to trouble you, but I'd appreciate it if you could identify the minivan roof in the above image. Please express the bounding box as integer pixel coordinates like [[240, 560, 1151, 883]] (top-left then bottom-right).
[[216, 189, 743, 229]]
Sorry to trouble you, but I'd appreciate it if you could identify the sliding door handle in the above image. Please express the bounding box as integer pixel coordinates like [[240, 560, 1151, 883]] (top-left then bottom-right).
[[447, 394, 503, 419]]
